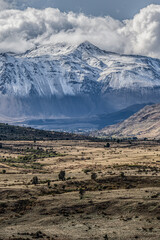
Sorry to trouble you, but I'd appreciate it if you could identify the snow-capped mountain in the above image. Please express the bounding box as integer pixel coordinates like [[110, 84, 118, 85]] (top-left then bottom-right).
[[0, 41, 160, 118]]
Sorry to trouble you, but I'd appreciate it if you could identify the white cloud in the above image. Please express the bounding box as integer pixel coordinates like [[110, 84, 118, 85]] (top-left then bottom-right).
[[121, 4, 160, 57], [0, 0, 10, 10], [0, 4, 160, 58]]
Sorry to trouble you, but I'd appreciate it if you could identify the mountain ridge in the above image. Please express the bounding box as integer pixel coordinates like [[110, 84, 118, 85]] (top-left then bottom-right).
[[95, 104, 160, 139], [0, 41, 160, 118]]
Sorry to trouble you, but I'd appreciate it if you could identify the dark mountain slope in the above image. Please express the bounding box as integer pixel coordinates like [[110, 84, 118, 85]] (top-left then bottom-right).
[[95, 104, 160, 139]]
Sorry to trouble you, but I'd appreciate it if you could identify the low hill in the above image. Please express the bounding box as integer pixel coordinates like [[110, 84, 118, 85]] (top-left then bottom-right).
[[94, 104, 160, 139], [0, 123, 91, 141]]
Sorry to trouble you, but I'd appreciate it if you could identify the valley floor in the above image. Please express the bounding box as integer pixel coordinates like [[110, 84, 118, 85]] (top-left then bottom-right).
[[0, 140, 160, 240]]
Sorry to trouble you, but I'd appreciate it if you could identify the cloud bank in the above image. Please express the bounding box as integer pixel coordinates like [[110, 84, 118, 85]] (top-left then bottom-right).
[[0, 0, 10, 10], [0, 4, 160, 58]]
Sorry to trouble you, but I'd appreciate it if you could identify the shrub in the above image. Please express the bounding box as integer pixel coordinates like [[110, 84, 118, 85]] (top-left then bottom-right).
[[79, 187, 85, 199], [58, 170, 65, 181], [104, 234, 108, 240], [120, 172, 125, 178], [47, 180, 51, 187], [2, 169, 6, 174], [32, 176, 39, 185], [91, 172, 97, 181], [83, 169, 91, 174], [104, 143, 110, 148]]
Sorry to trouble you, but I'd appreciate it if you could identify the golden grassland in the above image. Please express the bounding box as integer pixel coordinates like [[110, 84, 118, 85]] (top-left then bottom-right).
[[0, 140, 160, 240]]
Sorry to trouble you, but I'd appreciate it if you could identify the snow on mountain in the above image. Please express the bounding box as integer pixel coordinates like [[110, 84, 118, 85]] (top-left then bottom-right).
[[0, 41, 160, 118]]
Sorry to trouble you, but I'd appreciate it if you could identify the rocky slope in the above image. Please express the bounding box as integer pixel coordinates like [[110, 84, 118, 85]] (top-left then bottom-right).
[[0, 41, 160, 118], [95, 104, 160, 139]]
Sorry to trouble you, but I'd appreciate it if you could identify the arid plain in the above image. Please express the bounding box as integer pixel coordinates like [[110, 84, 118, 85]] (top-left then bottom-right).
[[0, 139, 160, 240]]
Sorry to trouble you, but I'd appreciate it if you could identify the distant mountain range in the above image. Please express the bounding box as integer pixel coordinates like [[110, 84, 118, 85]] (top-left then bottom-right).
[[94, 104, 160, 139], [0, 41, 160, 120]]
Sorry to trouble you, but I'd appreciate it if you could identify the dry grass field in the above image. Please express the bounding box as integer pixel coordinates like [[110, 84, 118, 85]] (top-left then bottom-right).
[[0, 139, 160, 240]]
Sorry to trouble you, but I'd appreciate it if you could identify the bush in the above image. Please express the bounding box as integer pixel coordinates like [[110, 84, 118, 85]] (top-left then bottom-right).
[[104, 234, 108, 240], [2, 169, 6, 174], [91, 172, 97, 181], [79, 187, 85, 199], [83, 169, 91, 174], [120, 172, 125, 178], [47, 180, 51, 187], [32, 176, 39, 185], [104, 143, 110, 148], [58, 170, 65, 181]]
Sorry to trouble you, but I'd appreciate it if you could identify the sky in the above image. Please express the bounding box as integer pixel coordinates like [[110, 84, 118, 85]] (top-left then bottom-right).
[[0, 0, 160, 58], [8, 0, 160, 20]]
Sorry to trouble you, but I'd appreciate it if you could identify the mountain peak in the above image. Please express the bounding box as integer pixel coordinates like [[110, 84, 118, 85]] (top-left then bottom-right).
[[78, 41, 95, 47], [76, 41, 104, 53], [0, 41, 160, 118]]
